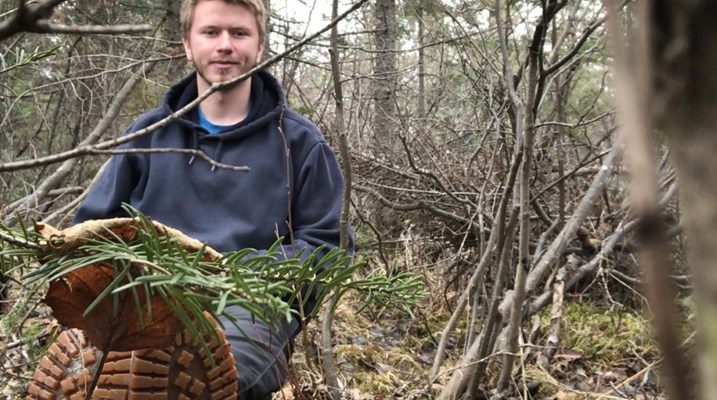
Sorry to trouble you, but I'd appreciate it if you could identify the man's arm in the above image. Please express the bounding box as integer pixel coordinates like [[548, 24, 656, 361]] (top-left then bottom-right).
[[292, 140, 352, 253], [73, 140, 141, 224]]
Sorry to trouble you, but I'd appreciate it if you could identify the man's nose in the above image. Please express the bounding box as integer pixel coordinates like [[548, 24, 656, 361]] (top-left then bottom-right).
[[217, 32, 233, 52]]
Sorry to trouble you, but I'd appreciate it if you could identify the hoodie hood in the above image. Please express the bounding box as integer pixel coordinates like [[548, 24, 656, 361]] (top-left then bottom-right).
[[162, 69, 286, 142]]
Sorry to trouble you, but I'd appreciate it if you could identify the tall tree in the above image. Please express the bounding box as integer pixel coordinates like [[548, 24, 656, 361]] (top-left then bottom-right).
[[262, 0, 271, 61], [611, 1, 717, 399], [372, 0, 397, 155], [416, 0, 426, 117], [163, 0, 181, 41]]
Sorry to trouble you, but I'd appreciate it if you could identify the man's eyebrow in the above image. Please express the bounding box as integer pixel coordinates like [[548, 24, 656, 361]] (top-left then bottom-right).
[[195, 25, 254, 33], [196, 23, 254, 29]]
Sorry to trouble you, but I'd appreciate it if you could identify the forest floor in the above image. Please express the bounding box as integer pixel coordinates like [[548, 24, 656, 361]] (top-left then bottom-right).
[[0, 281, 671, 399], [280, 293, 667, 400]]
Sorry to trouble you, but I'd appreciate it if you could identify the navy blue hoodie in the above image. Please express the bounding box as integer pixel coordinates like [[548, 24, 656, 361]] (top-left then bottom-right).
[[75, 70, 349, 261]]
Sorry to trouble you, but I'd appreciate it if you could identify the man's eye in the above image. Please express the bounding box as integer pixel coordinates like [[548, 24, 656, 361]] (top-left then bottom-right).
[[204, 30, 217, 36], [232, 31, 247, 37]]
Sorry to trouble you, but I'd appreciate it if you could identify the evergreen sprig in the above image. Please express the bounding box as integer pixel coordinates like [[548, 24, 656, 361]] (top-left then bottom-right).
[[0, 218, 42, 276], [0, 43, 62, 75], [0, 206, 426, 351]]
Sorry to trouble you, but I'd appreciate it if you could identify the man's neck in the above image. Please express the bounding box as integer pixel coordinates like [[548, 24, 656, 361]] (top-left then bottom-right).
[[197, 76, 252, 126]]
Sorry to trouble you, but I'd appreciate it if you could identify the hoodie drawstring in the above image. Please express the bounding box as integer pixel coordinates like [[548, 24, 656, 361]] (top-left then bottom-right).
[[188, 132, 200, 166], [211, 140, 224, 172]]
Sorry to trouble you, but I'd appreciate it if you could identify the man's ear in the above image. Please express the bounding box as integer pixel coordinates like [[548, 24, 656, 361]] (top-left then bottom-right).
[[183, 37, 193, 61], [256, 43, 265, 64]]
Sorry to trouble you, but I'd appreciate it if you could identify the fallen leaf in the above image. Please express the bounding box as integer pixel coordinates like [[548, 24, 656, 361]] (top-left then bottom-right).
[[39, 218, 222, 352], [552, 391, 578, 400], [45, 260, 180, 351]]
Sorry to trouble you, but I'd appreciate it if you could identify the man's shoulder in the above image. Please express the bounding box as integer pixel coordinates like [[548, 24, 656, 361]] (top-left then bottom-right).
[[127, 106, 169, 132], [282, 108, 325, 143]]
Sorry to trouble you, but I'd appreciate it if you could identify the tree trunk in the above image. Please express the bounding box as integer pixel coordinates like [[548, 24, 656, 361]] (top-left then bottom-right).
[[163, 0, 181, 41], [163, 0, 183, 75], [372, 0, 397, 156], [612, 1, 717, 399], [652, 4, 717, 399], [417, 2, 426, 117], [262, 0, 271, 61]]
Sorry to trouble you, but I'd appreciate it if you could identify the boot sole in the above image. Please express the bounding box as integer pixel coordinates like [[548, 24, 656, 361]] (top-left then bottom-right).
[[26, 328, 101, 399], [27, 324, 237, 400]]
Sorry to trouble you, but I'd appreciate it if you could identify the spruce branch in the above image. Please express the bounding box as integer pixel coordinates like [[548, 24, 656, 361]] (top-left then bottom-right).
[[1, 206, 426, 397], [0, 42, 62, 75], [1, 206, 425, 341]]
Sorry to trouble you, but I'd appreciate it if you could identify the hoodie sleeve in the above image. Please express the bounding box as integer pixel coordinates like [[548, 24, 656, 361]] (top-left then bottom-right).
[[288, 140, 353, 259], [73, 132, 143, 224], [258, 140, 352, 319]]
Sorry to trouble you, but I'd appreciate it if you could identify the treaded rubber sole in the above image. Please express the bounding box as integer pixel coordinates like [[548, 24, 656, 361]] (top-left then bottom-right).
[[26, 328, 101, 400], [27, 323, 238, 400]]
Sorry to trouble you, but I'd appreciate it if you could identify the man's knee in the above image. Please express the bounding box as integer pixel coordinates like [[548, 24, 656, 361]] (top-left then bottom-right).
[[219, 305, 298, 398]]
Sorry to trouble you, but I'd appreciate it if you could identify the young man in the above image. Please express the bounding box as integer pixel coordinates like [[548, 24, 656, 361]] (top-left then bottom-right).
[[27, 0, 349, 399]]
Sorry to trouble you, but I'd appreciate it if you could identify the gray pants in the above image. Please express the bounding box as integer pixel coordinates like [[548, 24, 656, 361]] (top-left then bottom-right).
[[219, 305, 300, 399]]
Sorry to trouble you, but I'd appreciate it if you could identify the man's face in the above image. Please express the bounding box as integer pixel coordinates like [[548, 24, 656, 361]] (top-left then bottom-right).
[[182, 0, 264, 91]]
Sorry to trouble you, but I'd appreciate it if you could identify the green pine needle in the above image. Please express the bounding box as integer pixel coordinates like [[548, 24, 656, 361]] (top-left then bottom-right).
[[0, 206, 426, 357]]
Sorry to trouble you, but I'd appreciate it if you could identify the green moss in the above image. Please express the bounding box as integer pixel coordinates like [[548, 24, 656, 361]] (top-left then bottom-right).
[[356, 370, 399, 395], [352, 223, 377, 252], [554, 301, 654, 363], [21, 322, 49, 368], [336, 344, 420, 396]]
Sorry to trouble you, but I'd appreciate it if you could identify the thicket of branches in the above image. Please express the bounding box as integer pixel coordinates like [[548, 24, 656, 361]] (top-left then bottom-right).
[[1, 0, 710, 399]]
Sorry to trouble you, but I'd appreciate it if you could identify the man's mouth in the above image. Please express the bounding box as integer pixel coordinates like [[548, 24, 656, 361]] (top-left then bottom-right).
[[211, 61, 238, 66]]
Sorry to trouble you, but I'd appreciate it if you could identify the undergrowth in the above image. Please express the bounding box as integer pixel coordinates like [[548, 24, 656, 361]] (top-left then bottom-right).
[[0, 253, 680, 399]]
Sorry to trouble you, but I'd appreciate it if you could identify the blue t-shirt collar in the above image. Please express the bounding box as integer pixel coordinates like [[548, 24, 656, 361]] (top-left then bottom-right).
[[198, 95, 254, 135]]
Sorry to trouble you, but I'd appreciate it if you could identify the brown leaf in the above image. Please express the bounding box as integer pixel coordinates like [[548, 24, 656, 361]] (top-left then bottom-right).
[[552, 391, 578, 400], [40, 218, 221, 352], [45, 261, 180, 351]]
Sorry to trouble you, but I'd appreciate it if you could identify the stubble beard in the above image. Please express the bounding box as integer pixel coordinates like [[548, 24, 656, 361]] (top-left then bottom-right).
[[194, 60, 254, 92]]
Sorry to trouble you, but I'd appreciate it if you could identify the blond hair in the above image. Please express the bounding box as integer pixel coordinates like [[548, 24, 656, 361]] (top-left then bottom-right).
[[180, 0, 266, 44]]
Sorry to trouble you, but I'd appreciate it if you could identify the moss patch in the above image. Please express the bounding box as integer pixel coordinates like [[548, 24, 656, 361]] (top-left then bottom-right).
[[554, 301, 655, 365]]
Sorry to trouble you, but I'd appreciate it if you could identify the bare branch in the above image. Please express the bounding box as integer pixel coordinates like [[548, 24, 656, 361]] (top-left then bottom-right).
[[431, 146, 524, 382], [526, 143, 622, 293], [41, 160, 111, 226], [0, 0, 151, 41], [2, 60, 158, 224], [92, 148, 249, 172], [543, 0, 632, 77], [31, 21, 152, 35], [0, 230, 41, 250]]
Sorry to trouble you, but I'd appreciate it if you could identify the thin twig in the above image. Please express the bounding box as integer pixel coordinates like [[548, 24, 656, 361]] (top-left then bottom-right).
[[0, 231, 41, 250], [84, 342, 110, 400]]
